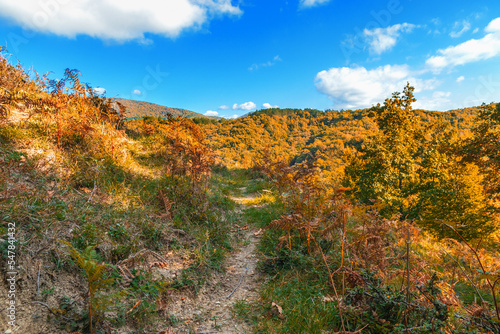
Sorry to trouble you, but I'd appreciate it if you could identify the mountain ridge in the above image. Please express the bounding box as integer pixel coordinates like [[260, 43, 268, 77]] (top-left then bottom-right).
[[114, 98, 207, 119]]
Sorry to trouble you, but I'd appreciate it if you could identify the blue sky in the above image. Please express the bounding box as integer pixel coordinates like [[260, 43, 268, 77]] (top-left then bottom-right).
[[1, 0, 500, 117]]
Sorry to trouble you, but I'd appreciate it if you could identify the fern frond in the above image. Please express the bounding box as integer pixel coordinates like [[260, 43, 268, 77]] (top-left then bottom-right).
[[60, 240, 114, 334]]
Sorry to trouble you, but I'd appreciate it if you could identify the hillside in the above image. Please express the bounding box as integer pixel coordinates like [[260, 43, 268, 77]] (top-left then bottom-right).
[[1, 57, 500, 334], [198, 105, 482, 182], [114, 98, 206, 119], [0, 61, 246, 333]]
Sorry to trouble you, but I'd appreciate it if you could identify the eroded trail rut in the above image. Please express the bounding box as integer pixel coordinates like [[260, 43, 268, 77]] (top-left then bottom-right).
[[167, 211, 262, 333]]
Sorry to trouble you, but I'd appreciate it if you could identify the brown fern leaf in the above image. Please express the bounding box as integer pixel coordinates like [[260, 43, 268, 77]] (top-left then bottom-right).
[[158, 190, 173, 221], [269, 214, 303, 232], [120, 265, 134, 277], [0, 103, 8, 121], [149, 262, 169, 269], [268, 214, 307, 249], [321, 219, 341, 239], [118, 265, 134, 287], [276, 235, 289, 249], [466, 303, 486, 317]]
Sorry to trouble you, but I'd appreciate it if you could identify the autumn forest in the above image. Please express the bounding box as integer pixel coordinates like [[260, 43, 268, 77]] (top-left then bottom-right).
[[1, 53, 500, 333]]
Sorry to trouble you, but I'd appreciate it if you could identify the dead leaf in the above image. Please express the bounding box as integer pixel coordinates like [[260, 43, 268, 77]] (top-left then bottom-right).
[[272, 302, 284, 319], [126, 301, 141, 314], [323, 296, 336, 302], [254, 228, 263, 236], [233, 224, 249, 230]]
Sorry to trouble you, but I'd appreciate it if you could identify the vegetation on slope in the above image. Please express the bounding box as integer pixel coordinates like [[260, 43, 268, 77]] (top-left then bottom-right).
[[228, 86, 500, 333], [114, 98, 207, 120], [2, 49, 500, 334], [0, 54, 237, 333], [199, 102, 481, 185]]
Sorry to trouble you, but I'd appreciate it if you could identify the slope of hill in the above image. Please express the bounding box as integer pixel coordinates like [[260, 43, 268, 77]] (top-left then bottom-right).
[[115, 98, 206, 119], [198, 105, 483, 180], [0, 59, 239, 333], [3, 56, 500, 334]]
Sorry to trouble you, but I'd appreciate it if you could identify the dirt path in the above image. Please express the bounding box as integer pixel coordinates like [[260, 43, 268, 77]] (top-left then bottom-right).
[[166, 207, 262, 333]]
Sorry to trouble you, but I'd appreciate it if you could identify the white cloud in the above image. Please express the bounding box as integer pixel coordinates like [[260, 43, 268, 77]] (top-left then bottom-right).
[[426, 17, 500, 73], [363, 23, 417, 54], [456, 76, 465, 83], [218, 105, 230, 110], [93, 87, 106, 95], [486, 17, 500, 32], [263, 103, 279, 109], [450, 20, 471, 38], [433, 91, 451, 98], [204, 110, 219, 116], [232, 101, 257, 111], [249, 55, 282, 71], [315, 65, 436, 109], [132, 89, 142, 95], [300, 0, 331, 8], [414, 91, 452, 111], [222, 114, 239, 119], [431, 18, 441, 26], [0, 0, 242, 41]]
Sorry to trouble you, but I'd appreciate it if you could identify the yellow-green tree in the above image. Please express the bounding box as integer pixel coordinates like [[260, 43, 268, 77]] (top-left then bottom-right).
[[462, 103, 500, 198], [344, 83, 420, 216], [345, 85, 497, 240]]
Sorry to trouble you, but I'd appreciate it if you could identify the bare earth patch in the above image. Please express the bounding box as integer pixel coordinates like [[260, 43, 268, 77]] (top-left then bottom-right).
[[164, 226, 261, 334]]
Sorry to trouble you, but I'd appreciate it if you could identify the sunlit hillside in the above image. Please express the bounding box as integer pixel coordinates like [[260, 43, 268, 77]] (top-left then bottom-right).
[[196, 104, 483, 183], [1, 55, 500, 334], [114, 98, 208, 119]]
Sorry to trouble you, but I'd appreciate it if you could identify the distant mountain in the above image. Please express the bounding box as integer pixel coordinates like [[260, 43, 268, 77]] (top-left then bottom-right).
[[201, 104, 488, 172], [114, 98, 206, 119], [238, 112, 251, 118]]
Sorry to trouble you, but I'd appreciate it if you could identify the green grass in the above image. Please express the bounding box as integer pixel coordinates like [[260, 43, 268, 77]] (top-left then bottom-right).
[[243, 202, 282, 228], [258, 274, 343, 333], [210, 166, 270, 197]]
